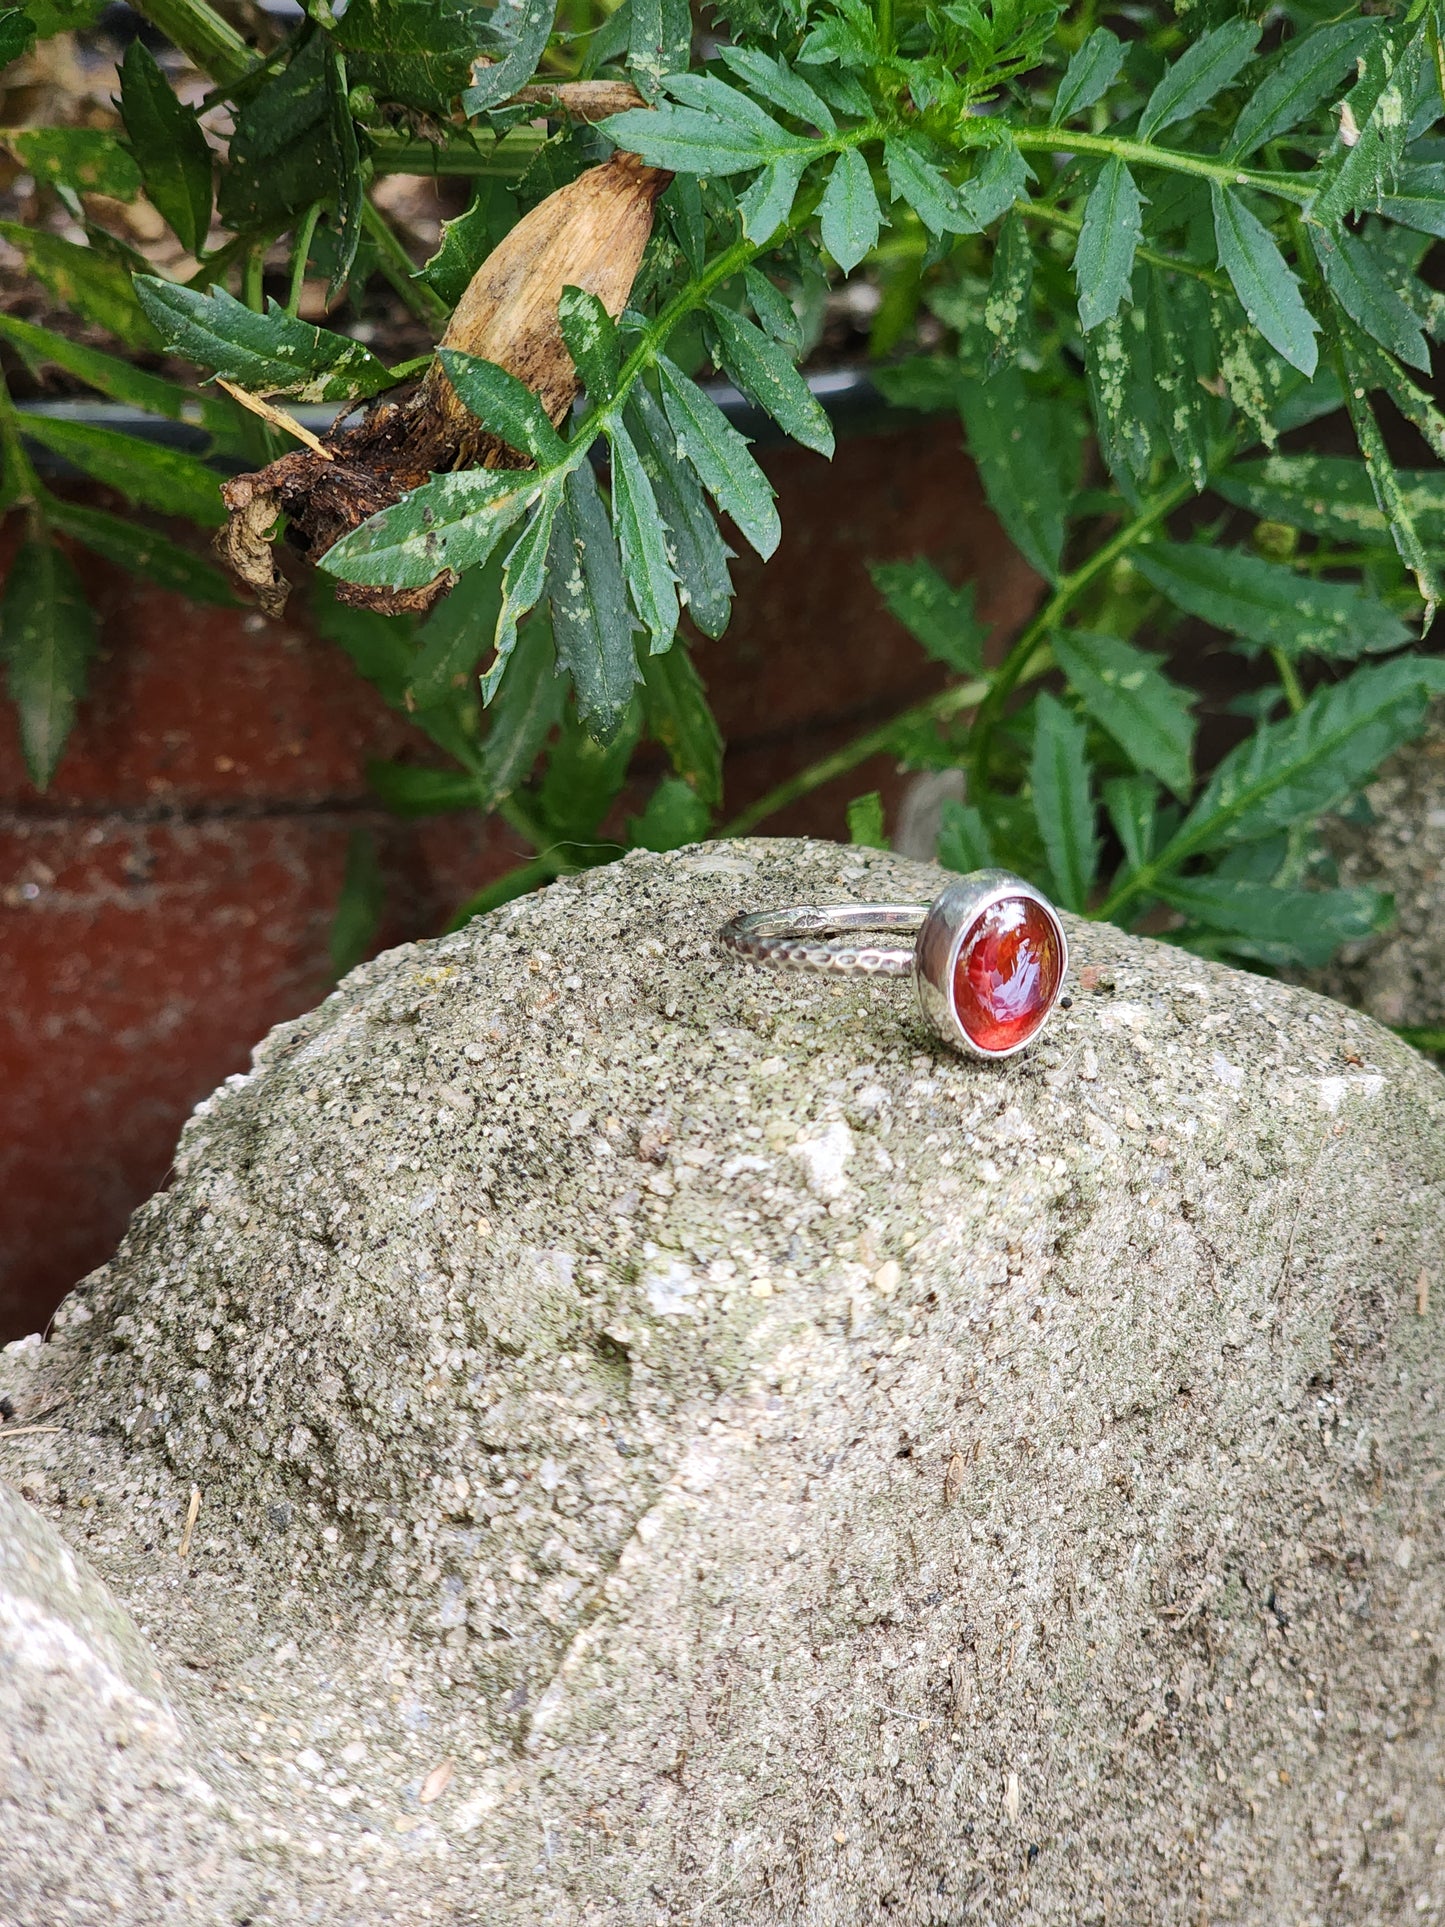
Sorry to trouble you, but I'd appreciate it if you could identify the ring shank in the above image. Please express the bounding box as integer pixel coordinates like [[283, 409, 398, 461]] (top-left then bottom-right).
[[718, 904, 927, 977]]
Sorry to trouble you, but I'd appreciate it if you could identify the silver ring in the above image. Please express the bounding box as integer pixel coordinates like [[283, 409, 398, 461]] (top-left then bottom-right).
[[719, 870, 1068, 1060]]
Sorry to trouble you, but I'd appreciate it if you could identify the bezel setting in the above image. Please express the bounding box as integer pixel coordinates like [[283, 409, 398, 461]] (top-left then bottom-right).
[[913, 870, 1069, 1061]]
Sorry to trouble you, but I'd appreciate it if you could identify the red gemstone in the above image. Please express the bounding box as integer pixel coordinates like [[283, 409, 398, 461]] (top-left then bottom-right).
[[952, 896, 1063, 1053]]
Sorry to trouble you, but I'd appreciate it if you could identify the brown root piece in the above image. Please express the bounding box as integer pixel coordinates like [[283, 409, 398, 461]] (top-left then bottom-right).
[[218, 152, 670, 618]]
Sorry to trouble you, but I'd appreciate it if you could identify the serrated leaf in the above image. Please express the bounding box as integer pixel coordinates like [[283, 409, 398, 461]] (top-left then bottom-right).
[[1142, 268, 1211, 493], [322, 43, 364, 296], [1053, 27, 1124, 125], [819, 146, 881, 273], [1311, 226, 1431, 373], [1211, 184, 1318, 376], [628, 775, 711, 851], [1075, 158, 1143, 333], [1342, 322, 1445, 466], [339, 0, 488, 114], [420, 179, 516, 306], [956, 365, 1070, 581], [1139, 18, 1259, 143], [1227, 18, 1374, 159], [884, 135, 975, 236], [706, 303, 834, 456], [1375, 162, 1445, 240], [537, 693, 641, 841], [1160, 875, 1391, 967], [718, 44, 835, 130], [19, 413, 224, 526], [1102, 772, 1160, 873], [134, 278, 392, 402], [5, 127, 140, 202], [1311, 17, 1424, 226], [984, 208, 1035, 371], [117, 40, 211, 251], [602, 78, 811, 176], [1030, 691, 1097, 912], [547, 458, 640, 743], [738, 155, 806, 244], [744, 267, 804, 352], [463, 0, 560, 113], [46, 499, 236, 605], [0, 224, 154, 349], [1084, 311, 1156, 485], [0, 314, 238, 442], [483, 490, 560, 701], [478, 604, 566, 806], [0, 9, 36, 62], [641, 643, 723, 809], [558, 285, 620, 403], [1331, 318, 1443, 618], [845, 790, 887, 848], [630, 0, 692, 98], [869, 558, 984, 673], [610, 418, 679, 651], [217, 35, 343, 237], [1132, 540, 1409, 660], [937, 798, 996, 874], [627, 385, 734, 638], [436, 347, 567, 463], [1212, 455, 1404, 541], [407, 556, 503, 710], [0, 539, 96, 788], [1052, 629, 1194, 799], [1175, 655, 1445, 853], [656, 355, 780, 560], [23, 0, 105, 35], [329, 830, 384, 979], [958, 140, 1029, 230], [324, 467, 541, 590]]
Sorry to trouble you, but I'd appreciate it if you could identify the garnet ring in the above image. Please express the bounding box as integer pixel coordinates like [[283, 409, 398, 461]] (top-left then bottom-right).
[[718, 871, 1068, 1060]]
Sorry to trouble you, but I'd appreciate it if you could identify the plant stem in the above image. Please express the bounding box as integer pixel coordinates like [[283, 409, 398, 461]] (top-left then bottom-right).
[[1271, 645, 1305, 714], [243, 243, 264, 312], [286, 203, 324, 318], [370, 131, 545, 182], [875, 0, 894, 57], [360, 200, 450, 332], [131, 0, 255, 86], [1010, 127, 1313, 204]]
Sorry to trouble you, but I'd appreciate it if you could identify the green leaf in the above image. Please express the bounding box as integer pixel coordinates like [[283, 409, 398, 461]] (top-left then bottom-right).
[[22, 0, 104, 35], [0, 224, 155, 350], [1212, 455, 1403, 542], [744, 267, 804, 353], [408, 557, 503, 709], [133, 278, 392, 402], [706, 303, 834, 457], [484, 492, 560, 701], [1160, 876, 1391, 967], [1145, 268, 1211, 493], [45, 499, 237, 605], [869, 558, 985, 673], [1341, 322, 1445, 467], [1211, 184, 1318, 377], [656, 355, 780, 561], [937, 798, 996, 874], [845, 790, 887, 849], [19, 413, 224, 526], [463, 0, 560, 113], [547, 459, 640, 743], [0, 314, 240, 442], [5, 127, 140, 202], [1310, 227, 1431, 374], [314, 585, 416, 706], [0, 539, 96, 789], [717, 45, 835, 131], [1331, 318, 1444, 619], [955, 366, 1070, 583], [537, 689, 641, 840], [737, 155, 807, 244], [819, 146, 881, 274], [1311, 17, 1424, 226], [1030, 692, 1097, 913], [329, 830, 385, 979], [0, 9, 36, 62], [983, 207, 1036, 372], [478, 606, 566, 807], [339, 0, 491, 115], [1075, 157, 1143, 333], [367, 762, 481, 816], [117, 40, 212, 252], [1053, 27, 1124, 125], [436, 346, 568, 463], [627, 386, 734, 639], [1083, 311, 1156, 485], [1375, 163, 1445, 240], [641, 643, 723, 809], [1132, 540, 1409, 660], [602, 77, 811, 176], [1227, 19, 1374, 159], [885, 135, 975, 236], [218, 35, 347, 238], [1139, 18, 1259, 142], [558, 285, 621, 403], [958, 140, 1029, 230], [419, 179, 516, 306], [323, 467, 540, 590], [630, 0, 692, 98], [1176, 656, 1445, 854], [322, 43, 364, 296], [628, 775, 711, 852], [610, 418, 680, 651], [1102, 773, 1160, 873], [1051, 629, 1194, 800]]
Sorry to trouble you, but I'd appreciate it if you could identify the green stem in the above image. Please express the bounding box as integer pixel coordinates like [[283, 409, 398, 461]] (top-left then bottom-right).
[[1010, 127, 1313, 204], [286, 203, 324, 318], [1014, 199, 1228, 292], [243, 243, 264, 312], [130, 0, 255, 86], [444, 856, 559, 930], [1271, 645, 1306, 714], [875, 0, 894, 56], [369, 131, 545, 182], [360, 199, 450, 333]]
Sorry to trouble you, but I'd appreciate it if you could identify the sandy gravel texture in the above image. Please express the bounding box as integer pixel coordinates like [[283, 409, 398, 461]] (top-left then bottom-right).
[[2, 838, 1442, 1926]]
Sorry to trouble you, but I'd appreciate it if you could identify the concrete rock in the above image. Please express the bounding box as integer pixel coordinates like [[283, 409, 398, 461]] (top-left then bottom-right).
[[2, 838, 1443, 1925]]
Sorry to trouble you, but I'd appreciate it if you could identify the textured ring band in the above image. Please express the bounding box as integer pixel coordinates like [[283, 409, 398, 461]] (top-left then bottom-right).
[[718, 871, 1069, 1061]]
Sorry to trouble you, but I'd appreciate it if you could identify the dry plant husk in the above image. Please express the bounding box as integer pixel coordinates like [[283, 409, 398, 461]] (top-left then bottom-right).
[[218, 145, 669, 618]]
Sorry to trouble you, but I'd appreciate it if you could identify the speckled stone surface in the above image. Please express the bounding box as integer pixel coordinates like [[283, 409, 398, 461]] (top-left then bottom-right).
[[2, 838, 1443, 1925]]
